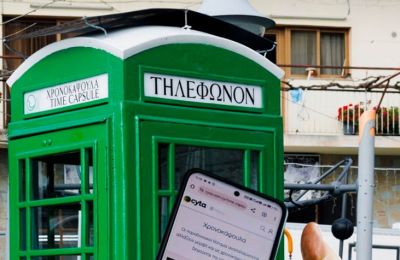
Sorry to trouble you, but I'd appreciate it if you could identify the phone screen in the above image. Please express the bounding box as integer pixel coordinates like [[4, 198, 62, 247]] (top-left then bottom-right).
[[157, 169, 287, 260]]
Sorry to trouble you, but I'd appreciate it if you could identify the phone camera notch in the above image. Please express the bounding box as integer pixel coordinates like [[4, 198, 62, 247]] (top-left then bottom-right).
[[184, 196, 191, 202], [234, 191, 240, 197]]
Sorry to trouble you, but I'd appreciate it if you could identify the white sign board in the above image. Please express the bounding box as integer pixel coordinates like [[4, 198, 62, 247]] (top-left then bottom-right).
[[24, 74, 108, 115], [144, 73, 263, 109]]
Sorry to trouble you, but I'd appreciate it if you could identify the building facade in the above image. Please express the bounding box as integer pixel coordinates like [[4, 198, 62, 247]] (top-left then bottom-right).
[[1, 0, 400, 259]]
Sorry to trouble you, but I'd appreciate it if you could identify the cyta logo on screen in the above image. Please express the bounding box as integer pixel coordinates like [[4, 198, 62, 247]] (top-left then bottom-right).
[[184, 196, 207, 208]]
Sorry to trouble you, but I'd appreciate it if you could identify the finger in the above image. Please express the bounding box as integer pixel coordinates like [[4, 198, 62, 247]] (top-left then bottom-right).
[[301, 222, 341, 260]]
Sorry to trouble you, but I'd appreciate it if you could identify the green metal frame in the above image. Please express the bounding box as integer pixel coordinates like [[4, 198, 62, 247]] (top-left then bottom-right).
[[9, 124, 108, 260]]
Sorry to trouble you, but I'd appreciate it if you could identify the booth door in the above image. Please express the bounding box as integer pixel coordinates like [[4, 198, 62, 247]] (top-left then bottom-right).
[[139, 121, 280, 259], [9, 124, 108, 260]]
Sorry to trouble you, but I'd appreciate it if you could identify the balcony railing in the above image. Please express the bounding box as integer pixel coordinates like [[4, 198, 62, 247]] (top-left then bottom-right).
[[284, 89, 400, 136], [339, 103, 399, 136]]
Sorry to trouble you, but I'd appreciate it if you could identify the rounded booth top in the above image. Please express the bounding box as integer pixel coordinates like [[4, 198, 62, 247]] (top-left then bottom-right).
[[7, 25, 283, 87]]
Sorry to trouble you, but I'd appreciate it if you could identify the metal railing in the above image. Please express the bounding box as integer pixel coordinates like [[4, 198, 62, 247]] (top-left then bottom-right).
[[348, 242, 400, 260], [339, 102, 399, 136]]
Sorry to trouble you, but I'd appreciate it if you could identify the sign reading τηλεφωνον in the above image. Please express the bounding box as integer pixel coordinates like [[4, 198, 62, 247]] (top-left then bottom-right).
[[144, 73, 263, 109], [24, 74, 108, 115]]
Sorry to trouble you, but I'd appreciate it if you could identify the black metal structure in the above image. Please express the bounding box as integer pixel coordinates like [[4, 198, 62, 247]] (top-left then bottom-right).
[[284, 158, 356, 209], [284, 158, 357, 257], [3, 8, 276, 53]]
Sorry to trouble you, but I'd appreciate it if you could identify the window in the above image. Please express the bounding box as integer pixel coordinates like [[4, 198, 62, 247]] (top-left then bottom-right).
[[3, 18, 57, 71], [18, 149, 95, 259], [157, 144, 260, 240], [291, 30, 317, 74], [289, 28, 348, 76], [267, 27, 349, 77], [3, 17, 77, 71], [320, 32, 346, 74]]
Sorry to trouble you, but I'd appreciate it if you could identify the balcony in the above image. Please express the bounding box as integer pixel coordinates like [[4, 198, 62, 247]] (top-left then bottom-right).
[[283, 86, 400, 155], [338, 104, 399, 136]]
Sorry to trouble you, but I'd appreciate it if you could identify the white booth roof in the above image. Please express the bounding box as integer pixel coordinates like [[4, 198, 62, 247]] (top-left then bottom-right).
[[7, 26, 284, 87]]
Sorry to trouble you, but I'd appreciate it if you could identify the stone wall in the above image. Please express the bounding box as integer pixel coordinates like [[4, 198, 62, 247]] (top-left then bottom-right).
[[0, 149, 8, 260]]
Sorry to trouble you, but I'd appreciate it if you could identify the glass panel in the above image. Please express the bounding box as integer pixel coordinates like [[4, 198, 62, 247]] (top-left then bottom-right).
[[175, 145, 244, 188], [89, 165, 94, 194], [31, 256, 80, 260], [87, 255, 94, 260], [250, 151, 260, 190], [32, 204, 80, 249], [321, 32, 345, 74], [19, 160, 26, 202], [158, 144, 169, 190], [159, 197, 169, 241], [88, 201, 94, 246], [87, 149, 94, 194], [20, 208, 26, 250], [32, 152, 81, 200], [291, 30, 317, 74]]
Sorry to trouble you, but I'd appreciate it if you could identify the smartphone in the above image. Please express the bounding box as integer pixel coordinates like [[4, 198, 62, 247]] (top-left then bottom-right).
[[157, 169, 287, 260]]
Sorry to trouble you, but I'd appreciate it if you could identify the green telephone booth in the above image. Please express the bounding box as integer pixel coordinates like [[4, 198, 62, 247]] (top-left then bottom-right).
[[7, 16, 284, 260]]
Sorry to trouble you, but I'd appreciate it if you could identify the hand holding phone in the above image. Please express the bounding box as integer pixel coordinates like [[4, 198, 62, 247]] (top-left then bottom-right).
[[157, 169, 287, 260]]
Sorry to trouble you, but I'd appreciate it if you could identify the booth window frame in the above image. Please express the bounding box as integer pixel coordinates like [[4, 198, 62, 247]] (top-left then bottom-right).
[[15, 145, 96, 260]]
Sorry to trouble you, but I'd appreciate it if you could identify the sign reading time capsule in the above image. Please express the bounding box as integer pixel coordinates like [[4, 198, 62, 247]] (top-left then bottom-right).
[[24, 74, 108, 115], [144, 73, 263, 109]]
